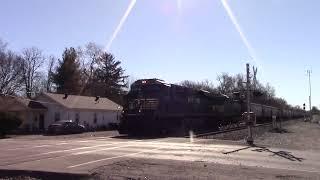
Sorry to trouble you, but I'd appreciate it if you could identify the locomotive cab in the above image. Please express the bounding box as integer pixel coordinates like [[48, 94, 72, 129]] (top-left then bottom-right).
[[119, 79, 170, 134]]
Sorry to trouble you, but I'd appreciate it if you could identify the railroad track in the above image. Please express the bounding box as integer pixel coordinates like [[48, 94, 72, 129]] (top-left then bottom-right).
[[185, 118, 299, 139], [194, 122, 272, 139]]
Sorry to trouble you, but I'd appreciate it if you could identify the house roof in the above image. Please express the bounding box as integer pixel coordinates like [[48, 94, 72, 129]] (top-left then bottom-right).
[[0, 96, 47, 111], [27, 100, 48, 109], [42, 93, 122, 111]]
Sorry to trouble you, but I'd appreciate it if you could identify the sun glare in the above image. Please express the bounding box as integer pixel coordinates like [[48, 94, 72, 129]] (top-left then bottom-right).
[[177, 0, 182, 13]]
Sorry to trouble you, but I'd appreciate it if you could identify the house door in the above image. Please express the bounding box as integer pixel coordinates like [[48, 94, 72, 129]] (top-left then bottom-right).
[[39, 114, 45, 130]]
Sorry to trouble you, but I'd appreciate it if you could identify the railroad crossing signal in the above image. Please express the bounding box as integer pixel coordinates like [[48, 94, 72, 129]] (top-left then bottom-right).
[[246, 63, 253, 146]]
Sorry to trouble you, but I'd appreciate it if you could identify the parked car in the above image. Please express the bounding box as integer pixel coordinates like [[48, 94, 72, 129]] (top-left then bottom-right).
[[47, 120, 85, 135]]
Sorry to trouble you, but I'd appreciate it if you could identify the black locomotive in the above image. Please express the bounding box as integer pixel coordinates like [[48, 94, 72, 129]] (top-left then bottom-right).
[[118, 79, 304, 135]]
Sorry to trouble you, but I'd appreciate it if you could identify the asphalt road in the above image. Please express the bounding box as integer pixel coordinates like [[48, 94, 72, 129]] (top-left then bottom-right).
[[0, 132, 319, 177]]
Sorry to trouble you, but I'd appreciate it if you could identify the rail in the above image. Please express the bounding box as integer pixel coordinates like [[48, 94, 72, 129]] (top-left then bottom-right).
[[194, 122, 272, 138], [194, 117, 301, 139]]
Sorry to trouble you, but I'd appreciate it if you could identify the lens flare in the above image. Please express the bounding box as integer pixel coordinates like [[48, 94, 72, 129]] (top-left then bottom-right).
[[220, 0, 260, 67], [177, 0, 182, 14], [105, 0, 137, 51], [189, 130, 194, 143]]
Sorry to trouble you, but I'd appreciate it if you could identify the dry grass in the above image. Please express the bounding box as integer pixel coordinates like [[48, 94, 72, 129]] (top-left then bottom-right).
[[255, 120, 320, 150]]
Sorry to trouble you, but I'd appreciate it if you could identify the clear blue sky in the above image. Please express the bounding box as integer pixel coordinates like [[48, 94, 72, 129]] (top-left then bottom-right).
[[0, 0, 319, 108]]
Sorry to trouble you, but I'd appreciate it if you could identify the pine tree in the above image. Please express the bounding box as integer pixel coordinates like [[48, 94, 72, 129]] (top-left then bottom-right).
[[91, 52, 128, 103], [53, 47, 82, 94]]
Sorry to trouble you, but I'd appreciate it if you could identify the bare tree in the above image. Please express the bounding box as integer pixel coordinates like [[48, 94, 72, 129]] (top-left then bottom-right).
[[46, 55, 56, 92], [234, 74, 245, 92], [264, 83, 275, 99], [78, 42, 103, 95], [21, 47, 45, 98], [124, 75, 137, 91], [180, 80, 198, 89], [0, 39, 8, 51], [180, 80, 217, 93], [216, 73, 235, 95], [256, 82, 275, 100], [0, 50, 24, 95]]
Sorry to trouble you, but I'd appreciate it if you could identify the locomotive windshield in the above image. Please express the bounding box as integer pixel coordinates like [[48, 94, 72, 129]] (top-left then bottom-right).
[[125, 80, 169, 112], [130, 85, 161, 97], [129, 79, 169, 98]]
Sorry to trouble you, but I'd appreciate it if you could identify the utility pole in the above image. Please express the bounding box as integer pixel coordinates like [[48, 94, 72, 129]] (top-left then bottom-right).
[[246, 63, 253, 145], [252, 66, 258, 90], [303, 103, 306, 121], [307, 70, 312, 120]]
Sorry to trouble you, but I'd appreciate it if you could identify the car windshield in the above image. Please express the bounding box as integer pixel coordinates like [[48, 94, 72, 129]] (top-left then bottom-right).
[[0, 1, 319, 179]]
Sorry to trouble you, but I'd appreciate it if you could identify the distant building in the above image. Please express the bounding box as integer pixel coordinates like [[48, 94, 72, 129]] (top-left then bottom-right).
[[0, 96, 47, 132], [36, 93, 122, 131]]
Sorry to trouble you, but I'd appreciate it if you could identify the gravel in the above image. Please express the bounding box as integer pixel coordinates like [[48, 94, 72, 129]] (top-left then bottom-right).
[[193, 118, 320, 153], [255, 120, 320, 151], [89, 158, 320, 180]]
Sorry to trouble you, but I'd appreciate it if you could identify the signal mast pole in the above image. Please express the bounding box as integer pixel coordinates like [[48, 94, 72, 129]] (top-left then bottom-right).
[[307, 70, 312, 119], [246, 63, 253, 145]]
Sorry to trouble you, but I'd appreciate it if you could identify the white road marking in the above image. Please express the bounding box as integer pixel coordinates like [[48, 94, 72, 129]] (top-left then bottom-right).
[[0, 141, 138, 165], [55, 142, 69, 145], [75, 140, 90, 143], [1, 137, 189, 166], [68, 146, 166, 168], [7, 145, 51, 151], [38, 143, 125, 155], [15, 141, 320, 175], [67, 136, 257, 168], [4, 140, 71, 151], [92, 137, 112, 139], [3, 136, 319, 174], [72, 144, 136, 155], [70, 140, 193, 156], [0, 131, 241, 168], [1, 141, 145, 165]]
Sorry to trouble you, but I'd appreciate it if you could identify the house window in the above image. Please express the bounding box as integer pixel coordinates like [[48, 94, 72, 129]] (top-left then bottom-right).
[[75, 113, 79, 124], [93, 113, 97, 124], [54, 112, 60, 122]]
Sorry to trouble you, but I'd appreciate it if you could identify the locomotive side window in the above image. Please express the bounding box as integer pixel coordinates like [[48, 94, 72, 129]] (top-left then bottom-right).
[[216, 105, 224, 113], [187, 97, 201, 104]]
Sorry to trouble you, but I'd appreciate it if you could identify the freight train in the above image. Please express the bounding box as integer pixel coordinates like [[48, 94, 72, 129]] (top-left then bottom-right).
[[118, 79, 305, 135]]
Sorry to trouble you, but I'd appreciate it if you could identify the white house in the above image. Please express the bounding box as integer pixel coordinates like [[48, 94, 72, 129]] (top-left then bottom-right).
[[36, 93, 122, 130]]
